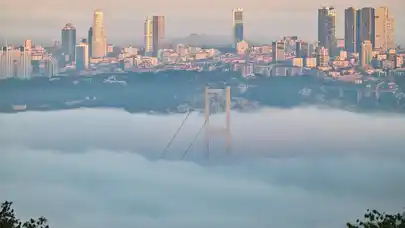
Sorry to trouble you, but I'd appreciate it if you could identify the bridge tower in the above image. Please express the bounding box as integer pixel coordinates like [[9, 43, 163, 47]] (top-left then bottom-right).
[[204, 86, 231, 156]]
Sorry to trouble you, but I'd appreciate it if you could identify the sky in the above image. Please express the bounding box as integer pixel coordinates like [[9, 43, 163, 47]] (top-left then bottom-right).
[[0, 0, 403, 45], [0, 107, 405, 228]]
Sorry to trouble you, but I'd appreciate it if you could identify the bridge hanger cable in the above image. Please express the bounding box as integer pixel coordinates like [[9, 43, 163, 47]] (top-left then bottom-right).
[[181, 120, 208, 160], [160, 110, 192, 158]]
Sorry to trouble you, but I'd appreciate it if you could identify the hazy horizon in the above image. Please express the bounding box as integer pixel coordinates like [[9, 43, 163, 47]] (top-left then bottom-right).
[[0, 0, 403, 46]]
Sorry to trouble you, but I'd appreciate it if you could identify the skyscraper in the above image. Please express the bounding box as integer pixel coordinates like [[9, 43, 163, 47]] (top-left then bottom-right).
[[92, 9, 107, 58], [232, 8, 244, 49], [76, 39, 89, 71], [344, 7, 358, 53], [144, 16, 153, 56], [88, 27, 93, 58], [143, 16, 165, 57], [318, 7, 336, 56], [387, 17, 396, 50], [374, 7, 388, 51], [152, 16, 165, 57], [357, 7, 375, 51], [61, 23, 76, 62]]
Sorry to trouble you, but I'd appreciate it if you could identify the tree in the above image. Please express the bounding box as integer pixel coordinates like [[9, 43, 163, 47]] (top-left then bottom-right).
[[0, 201, 49, 228], [347, 209, 405, 228]]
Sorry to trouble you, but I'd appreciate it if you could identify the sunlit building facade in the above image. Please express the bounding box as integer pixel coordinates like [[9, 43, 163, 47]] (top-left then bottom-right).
[[91, 9, 107, 58], [0, 46, 32, 79], [144, 16, 165, 57], [374, 7, 388, 51], [144, 16, 153, 56]]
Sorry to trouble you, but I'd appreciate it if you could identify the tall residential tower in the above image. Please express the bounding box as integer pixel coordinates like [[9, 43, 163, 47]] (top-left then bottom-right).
[[374, 7, 389, 51], [232, 8, 244, 49], [357, 7, 375, 51], [152, 16, 165, 57], [318, 7, 336, 56], [143, 16, 165, 57], [61, 23, 76, 62], [344, 7, 357, 53], [91, 9, 107, 58], [144, 16, 153, 56]]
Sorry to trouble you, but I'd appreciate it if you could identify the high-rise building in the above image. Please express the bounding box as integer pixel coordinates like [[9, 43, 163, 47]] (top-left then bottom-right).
[[360, 40, 373, 66], [144, 16, 153, 56], [88, 27, 93, 58], [92, 9, 107, 58], [143, 16, 165, 57], [152, 16, 165, 57], [0, 46, 32, 79], [357, 7, 375, 51], [272, 40, 286, 61], [374, 7, 388, 51], [61, 23, 76, 62], [232, 8, 244, 49], [75, 39, 89, 71], [344, 7, 358, 53], [387, 17, 396, 50], [318, 7, 336, 56]]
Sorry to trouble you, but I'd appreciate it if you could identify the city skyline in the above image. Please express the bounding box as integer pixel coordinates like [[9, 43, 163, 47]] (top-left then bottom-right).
[[0, 0, 403, 45]]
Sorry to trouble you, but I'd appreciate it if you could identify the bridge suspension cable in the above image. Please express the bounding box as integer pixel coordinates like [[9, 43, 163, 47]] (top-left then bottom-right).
[[181, 120, 208, 160], [160, 111, 192, 158]]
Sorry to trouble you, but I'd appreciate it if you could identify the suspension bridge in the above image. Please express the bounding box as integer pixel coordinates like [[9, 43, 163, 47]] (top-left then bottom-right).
[[160, 86, 231, 160]]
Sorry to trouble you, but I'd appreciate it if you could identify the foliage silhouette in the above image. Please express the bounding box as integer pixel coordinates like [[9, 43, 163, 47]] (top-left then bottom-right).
[[0, 201, 49, 228], [347, 209, 405, 228]]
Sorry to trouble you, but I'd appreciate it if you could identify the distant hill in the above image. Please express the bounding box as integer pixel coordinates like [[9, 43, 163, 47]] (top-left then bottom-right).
[[169, 34, 232, 47]]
